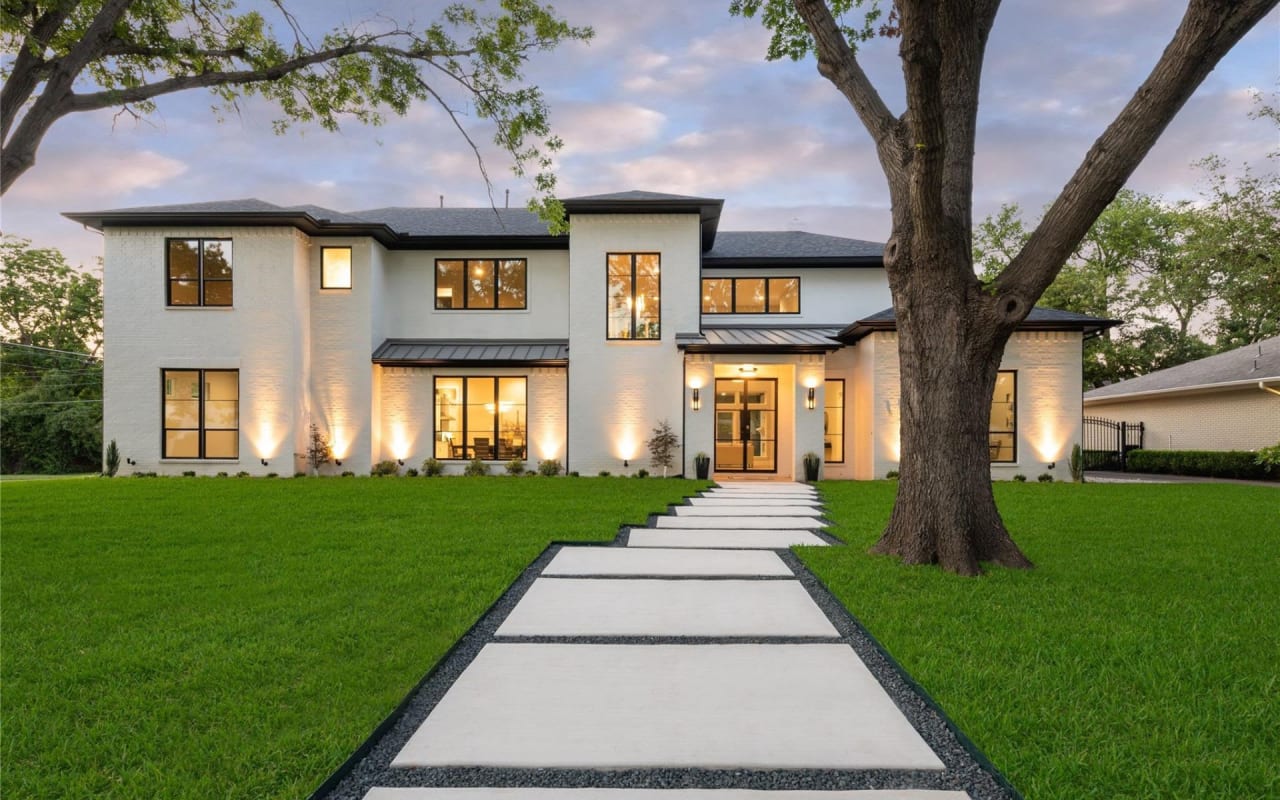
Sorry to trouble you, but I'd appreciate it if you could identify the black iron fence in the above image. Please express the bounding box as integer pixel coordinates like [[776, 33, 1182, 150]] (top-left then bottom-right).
[[1083, 417, 1145, 471]]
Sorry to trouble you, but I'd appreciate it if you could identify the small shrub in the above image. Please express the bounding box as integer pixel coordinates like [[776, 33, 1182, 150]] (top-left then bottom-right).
[[294, 471, 306, 478], [1012, 474, 1028, 482], [635, 468, 649, 478], [132, 471, 158, 478], [422, 458, 444, 477], [885, 470, 899, 479], [371, 460, 399, 477], [1257, 443, 1280, 469], [505, 458, 525, 475], [537, 459, 562, 476], [598, 470, 611, 477], [104, 439, 120, 477], [216, 471, 229, 478], [266, 472, 279, 478], [182, 470, 196, 477], [646, 419, 679, 477], [1069, 444, 1084, 482], [463, 458, 490, 477], [235, 471, 251, 478], [1037, 473, 1054, 483], [1127, 449, 1277, 481], [568, 470, 580, 477], [404, 467, 420, 477], [341, 470, 355, 477]]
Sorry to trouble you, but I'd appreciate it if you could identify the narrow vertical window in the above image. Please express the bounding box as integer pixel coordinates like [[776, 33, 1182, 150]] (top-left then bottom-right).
[[989, 371, 1017, 463], [321, 247, 352, 289], [163, 369, 238, 458], [607, 253, 661, 340], [168, 239, 233, 307], [824, 379, 845, 464]]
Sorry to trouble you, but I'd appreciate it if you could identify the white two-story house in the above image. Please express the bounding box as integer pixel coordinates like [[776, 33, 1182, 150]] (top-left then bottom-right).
[[67, 190, 1111, 480]]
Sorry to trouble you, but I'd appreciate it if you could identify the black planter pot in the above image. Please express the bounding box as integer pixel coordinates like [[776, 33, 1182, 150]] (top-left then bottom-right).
[[694, 457, 710, 480], [803, 457, 821, 482]]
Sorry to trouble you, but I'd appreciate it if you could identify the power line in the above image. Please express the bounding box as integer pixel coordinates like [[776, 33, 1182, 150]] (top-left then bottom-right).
[[0, 398, 103, 407], [0, 341, 101, 361]]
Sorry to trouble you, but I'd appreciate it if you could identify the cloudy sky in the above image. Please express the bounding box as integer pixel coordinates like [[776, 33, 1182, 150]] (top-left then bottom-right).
[[3, 0, 1277, 269]]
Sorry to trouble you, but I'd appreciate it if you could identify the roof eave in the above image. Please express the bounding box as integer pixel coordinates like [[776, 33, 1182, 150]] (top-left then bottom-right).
[[834, 317, 1123, 344], [701, 256, 883, 268], [678, 344, 842, 354], [563, 197, 724, 251], [1084, 376, 1280, 404], [372, 357, 569, 367]]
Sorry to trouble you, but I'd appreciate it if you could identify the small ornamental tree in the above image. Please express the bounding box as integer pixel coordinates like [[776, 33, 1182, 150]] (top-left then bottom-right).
[[304, 423, 332, 475], [646, 419, 680, 477]]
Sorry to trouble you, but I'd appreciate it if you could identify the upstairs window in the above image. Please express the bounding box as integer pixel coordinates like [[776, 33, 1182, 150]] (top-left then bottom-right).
[[607, 253, 660, 340], [436, 259, 527, 309], [321, 247, 352, 289], [167, 239, 232, 306], [701, 277, 799, 314]]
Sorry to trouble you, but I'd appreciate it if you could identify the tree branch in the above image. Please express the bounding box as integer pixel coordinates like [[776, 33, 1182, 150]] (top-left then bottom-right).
[[791, 0, 909, 201], [0, 0, 81, 141], [995, 0, 1279, 307]]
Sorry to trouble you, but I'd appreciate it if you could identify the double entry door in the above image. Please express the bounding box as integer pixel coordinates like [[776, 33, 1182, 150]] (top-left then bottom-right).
[[713, 378, 777, 473]]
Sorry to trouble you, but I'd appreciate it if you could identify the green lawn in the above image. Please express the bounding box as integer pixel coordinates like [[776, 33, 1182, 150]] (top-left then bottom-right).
[[801, 481, 1280, 800], [1, 476, 706, 799]]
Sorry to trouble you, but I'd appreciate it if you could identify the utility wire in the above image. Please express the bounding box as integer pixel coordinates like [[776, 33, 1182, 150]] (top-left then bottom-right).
[[0, 341, 101, 361]]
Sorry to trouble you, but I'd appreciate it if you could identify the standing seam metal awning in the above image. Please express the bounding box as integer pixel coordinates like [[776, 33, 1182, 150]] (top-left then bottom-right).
[[372, 339, 569, 366], [677, 326, 844, 353]]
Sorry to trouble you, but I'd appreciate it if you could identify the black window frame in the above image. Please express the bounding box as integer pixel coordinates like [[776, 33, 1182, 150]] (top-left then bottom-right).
[[434, 258, 528, 310], [161, 368, 239, 459], [433, 375, 528, 460], [606, 252, 662, 340], [166, 238, 233, 307], [824, 378, 845, 464], [320, 246, 353, 290], [700, 276, 801, 315], [989, 370, 1017, 464]]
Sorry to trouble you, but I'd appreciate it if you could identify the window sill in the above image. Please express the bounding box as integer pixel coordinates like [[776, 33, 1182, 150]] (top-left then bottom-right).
[[159, 458, 239, 463], [165, 305, 235, 310]]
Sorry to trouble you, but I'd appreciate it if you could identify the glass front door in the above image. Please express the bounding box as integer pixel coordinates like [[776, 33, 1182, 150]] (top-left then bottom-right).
[[714, 378, 777, 472]]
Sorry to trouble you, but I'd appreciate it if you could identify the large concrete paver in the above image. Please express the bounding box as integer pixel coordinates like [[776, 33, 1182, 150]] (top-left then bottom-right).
[[654, 516, 823, 529], [628, 529, 829, 549], [687, 497, 821, 507], [543, 547, 793, 577], [390, 643, 945, 771], [673, 505, 823, 517], [496, 579, 838, 638], [366, 790, 972, 799]]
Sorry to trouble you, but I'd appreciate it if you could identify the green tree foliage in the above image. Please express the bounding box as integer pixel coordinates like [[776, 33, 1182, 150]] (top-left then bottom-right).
[[1, 236, 103, 473], [645, 419, 680, 477], [0, 1, 593, 209]]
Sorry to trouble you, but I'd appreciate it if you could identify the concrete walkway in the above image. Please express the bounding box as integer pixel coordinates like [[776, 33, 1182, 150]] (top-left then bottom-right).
[[320, 482, 1016, 800]]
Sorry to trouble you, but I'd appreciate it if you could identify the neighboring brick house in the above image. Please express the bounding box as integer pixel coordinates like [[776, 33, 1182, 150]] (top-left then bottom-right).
[[67, 190, 1111, 480], [1084, 335, 1280, 452]]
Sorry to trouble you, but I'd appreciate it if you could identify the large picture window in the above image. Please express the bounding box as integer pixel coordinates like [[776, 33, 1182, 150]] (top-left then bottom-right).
[[607, 253, 661, 339], [163, 369, 239, 459], [167, 239, 232, 306], [824, 379, 845, 463], [989, 371, 1016, 463], [435, 376, 527, 460], [701, 277, 799, 314], [435, 259, 527, 309]]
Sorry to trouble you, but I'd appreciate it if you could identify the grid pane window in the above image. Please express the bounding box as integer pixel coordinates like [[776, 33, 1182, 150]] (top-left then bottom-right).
[[607, 253, 661, 340], [989, 371, 1016, 463], [700, 277, 800, 314], [435, 259, 527, 309], [162, 369, 238, 459], [321, 247, 352, 289], [167, 239, 232, 306], [824, 379, 845, 463], [434, 377, 527, 460]]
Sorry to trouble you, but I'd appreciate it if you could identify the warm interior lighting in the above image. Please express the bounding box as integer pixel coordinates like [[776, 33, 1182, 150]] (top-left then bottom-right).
[[806, 386, 816, 410], [691, 387, 701, 411]]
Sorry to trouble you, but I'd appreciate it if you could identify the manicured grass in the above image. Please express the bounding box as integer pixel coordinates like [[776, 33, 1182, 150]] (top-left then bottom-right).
[[1, 476, 706, 799], [801, 481, 1280, 799]]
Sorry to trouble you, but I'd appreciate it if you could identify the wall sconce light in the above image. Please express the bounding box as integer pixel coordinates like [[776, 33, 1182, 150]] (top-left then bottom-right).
[[738, 364, 758, 375], [691, 387, 701, 411], [806, 387, 816, 410], [261, 459, 269, 467], [334, 459, 342, 466]]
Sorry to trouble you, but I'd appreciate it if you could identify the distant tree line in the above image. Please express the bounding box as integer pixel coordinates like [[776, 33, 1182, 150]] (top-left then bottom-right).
[[1, 235, 103, 474], [975, 105, 1278, 388]]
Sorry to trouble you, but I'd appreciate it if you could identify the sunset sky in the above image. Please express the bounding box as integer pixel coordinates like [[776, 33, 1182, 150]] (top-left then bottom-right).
[[4, 0, 1277, 270]]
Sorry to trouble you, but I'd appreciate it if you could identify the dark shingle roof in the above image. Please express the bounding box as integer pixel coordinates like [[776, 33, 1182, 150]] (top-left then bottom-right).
[[678, 326, 843, 353], [703, 231, 884, 264], [563, 190, 719, 203], [350, 207, 550, 237], [372, 339, 568, 365], [1085, 335, 1280, 401], [837, 306, 1119, 342]]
